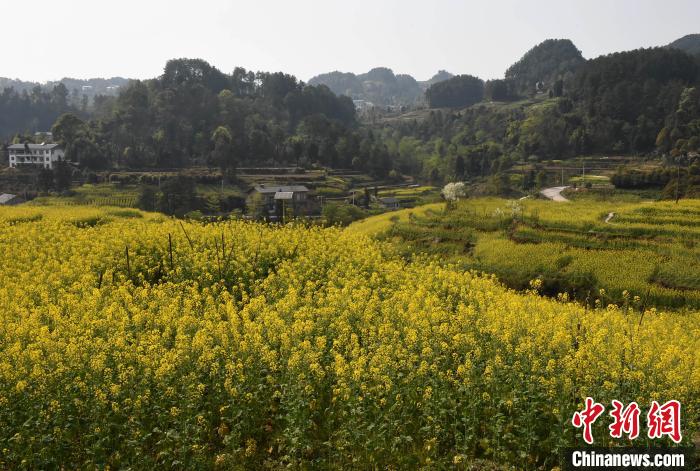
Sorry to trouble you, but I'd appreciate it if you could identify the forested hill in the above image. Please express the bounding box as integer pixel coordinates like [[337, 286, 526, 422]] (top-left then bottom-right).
[[308, 68, 453, 106], [505, 39, 585, 96], [668, 34, 700, 57], [12, 59, 399, 177], [381, 45, 700, 189], [426, 36, 700, 109], [422, 38, 586, 108]]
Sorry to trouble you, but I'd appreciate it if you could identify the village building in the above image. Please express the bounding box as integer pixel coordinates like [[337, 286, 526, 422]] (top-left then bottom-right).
[[353, 99, 375, 111], [377, 196, 401, 210], [247, 184, 310, 217], [7, 143, 65, 169], [0, 193, 24, 205]]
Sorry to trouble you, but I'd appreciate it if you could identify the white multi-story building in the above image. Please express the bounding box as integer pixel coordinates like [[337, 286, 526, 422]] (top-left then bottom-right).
[[8, 143, 65, 169]]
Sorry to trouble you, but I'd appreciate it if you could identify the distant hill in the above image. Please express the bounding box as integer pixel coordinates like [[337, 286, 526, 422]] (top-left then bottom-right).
[[505, 39, 585, 96], [667, 34, 700, 57], [0, 77, 131, 104], [419, 39, 586, 108], [308, 68, 453, 106], [425, 70, 454, 86]]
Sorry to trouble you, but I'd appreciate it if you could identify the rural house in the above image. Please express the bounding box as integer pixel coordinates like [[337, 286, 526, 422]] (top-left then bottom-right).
[[8, 143, 65, 169], [247, 184, 310, 216], [377, 196, 401, 210]]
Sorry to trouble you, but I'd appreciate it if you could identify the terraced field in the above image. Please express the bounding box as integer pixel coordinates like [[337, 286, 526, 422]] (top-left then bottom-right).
[[30, 183, 140, 207], [375, 197, 700, 309]]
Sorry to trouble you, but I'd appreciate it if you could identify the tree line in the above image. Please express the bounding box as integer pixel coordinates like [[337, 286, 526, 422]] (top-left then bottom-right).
[[0, 84, 82, 139], [7, 59, 399, 179]]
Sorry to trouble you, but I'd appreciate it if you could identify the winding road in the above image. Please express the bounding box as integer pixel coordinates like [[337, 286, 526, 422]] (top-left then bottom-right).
[[540, 186, 570, 202]]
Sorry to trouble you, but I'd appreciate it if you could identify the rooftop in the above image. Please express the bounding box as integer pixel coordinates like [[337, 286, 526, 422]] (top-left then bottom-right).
[[274, 191, 294, 200], [0, 194, 18, 204], [252, 184, 309, 194], [8, 143, 60, 150], [378, 197, 400, 204]]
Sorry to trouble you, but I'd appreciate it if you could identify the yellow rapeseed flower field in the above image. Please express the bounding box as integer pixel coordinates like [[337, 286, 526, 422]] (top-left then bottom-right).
[[0, 205, 698, 469]]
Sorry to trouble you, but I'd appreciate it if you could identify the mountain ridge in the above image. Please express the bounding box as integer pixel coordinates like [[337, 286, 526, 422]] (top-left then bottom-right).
[[308, 68, 454, 106]]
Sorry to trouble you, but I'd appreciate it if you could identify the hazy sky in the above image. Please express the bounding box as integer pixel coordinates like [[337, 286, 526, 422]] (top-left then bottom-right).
[[4, 0, 699, 83]]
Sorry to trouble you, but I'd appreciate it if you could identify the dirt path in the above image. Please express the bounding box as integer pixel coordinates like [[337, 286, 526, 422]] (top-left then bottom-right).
[[540, 186, 570, 202]]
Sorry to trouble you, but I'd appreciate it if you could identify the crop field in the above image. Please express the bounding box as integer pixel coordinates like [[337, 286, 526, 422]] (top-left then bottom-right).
[[379, 197, 700, 309], [1, 205, 698, 469], [377, 185, 438, 198], [568, 175, 611, 184], [30, 183, 140, 208]]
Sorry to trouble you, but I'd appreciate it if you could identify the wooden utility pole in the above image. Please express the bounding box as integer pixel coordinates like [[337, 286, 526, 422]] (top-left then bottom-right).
[[675, 158, 681, 204], [125, 246, 131, 279], [168, 234, 174, 270]]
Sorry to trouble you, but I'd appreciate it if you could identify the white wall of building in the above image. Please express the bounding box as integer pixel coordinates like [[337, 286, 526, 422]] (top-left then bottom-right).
[[8, 147, 66, 169]]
